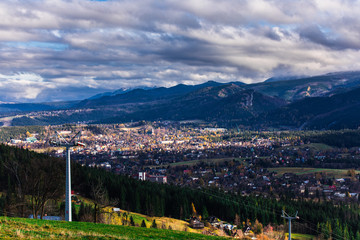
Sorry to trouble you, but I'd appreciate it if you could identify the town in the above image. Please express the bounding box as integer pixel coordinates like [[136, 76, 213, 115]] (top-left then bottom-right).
[[4, 122, 360, 204]]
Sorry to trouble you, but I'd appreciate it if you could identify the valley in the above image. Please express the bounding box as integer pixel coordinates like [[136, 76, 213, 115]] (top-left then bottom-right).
[[1, 72, 360, 239]]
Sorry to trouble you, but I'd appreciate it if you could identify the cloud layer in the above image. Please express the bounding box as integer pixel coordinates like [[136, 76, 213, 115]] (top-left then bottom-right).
[[0, 0, 360, 102]]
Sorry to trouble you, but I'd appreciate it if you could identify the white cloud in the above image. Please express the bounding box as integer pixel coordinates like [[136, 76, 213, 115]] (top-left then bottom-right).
[[0, 0, 359, 101], [0, 72, 51, 100]]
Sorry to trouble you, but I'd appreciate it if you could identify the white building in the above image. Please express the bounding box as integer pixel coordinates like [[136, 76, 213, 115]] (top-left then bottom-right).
[[139, 172, 146, 181]]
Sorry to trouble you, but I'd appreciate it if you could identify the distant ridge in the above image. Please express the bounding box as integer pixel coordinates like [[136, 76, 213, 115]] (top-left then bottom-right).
[[97, 83, 286, 123], [4, 71, 360, 130], [76, 80, 225, 108], [88, 86, 155, 100], [264, 75, 307, 83]]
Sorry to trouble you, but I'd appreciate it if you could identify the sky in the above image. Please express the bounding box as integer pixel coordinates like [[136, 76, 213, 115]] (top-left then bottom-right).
[[1, 0, 360, 102]]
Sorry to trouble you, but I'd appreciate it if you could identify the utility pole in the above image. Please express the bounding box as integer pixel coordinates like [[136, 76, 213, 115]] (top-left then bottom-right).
[[281, 210, 298, 240], [50, 131, 85, 222]]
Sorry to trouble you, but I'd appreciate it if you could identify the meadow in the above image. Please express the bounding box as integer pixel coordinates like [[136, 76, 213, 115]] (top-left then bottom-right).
[[0, 217, 227, 240]]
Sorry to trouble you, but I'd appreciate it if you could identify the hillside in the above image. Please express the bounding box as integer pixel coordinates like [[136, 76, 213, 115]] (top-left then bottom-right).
[[79, 71, 360, 108], [69, 195, 228, 237], [0, 217, 226, 239], [76, 81, 225, 108], [261, 86, 360, 129], [246, 71, 360, 101], [98, 84, 286, 123]]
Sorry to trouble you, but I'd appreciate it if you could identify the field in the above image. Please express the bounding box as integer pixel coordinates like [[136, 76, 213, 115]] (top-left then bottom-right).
[[155, 157, 246, 168], [0, 217, 227, 239], [268, 167, 360, 178], [298, 143, 333, 151]]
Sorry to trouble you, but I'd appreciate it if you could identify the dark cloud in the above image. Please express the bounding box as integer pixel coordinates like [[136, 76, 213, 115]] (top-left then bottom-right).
[[36, 86, 111, 102], [299, 24, 360, 50], [0, 0, 360, 102]]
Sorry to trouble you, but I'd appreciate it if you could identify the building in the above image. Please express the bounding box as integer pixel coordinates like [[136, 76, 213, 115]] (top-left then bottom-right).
[[25, 137, 37, 143], [148, 175, 167, 184], [10, 139, 21, 144], [139, 172, 146, 181], [190, 216, 204, 229]]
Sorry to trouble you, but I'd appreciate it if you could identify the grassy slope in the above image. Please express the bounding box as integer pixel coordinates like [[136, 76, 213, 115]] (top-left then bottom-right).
[[285, 233, 315, 240], [75, 196, 222, 235], [0, 217, 227, 240]]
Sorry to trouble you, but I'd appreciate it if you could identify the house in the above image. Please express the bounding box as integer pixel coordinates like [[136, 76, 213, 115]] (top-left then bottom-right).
[[10, 139, 21, 144], [336, 178, 345, 183], [139, 172, 146, 181], [189, 216, 204, 229], [113, 208, 121, 212]]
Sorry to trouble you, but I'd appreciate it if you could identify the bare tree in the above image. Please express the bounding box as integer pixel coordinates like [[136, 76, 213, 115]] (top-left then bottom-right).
[[3, 154, 28, 217], [90, 178, 118, 223], [3, 153, 65, 219], [27, 157, 65, 219]]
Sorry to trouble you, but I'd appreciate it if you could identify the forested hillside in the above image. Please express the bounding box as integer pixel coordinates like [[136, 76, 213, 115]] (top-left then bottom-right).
[[73, 165, 360, 239], [0, 144, 360, 239]]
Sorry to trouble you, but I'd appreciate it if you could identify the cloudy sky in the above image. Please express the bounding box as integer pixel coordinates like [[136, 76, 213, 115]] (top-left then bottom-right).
[[0, 0, 360, 102]]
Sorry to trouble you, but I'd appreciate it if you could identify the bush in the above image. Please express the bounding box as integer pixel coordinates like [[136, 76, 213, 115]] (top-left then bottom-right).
[[253, 219, 263, 234]]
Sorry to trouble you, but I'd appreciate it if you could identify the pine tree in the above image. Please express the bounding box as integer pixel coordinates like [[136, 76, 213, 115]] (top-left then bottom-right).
[[321, 221, 331, 240], [141, 219, 147, 228], [130, 216, 135, 226], [151, 219, 157, 228], [356, 231, 360, 240], [78, 202, 85, 221], [333, 219, 343, 240], [202, 206, 209, 220], [326, 221, 332, 240], [343, 224, 350, 240], [72, 203, 78, 221]]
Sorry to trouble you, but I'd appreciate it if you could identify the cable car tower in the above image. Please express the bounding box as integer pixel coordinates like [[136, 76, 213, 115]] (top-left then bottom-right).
[[50, 131, 85, 222], [281, 210, 299, 240]]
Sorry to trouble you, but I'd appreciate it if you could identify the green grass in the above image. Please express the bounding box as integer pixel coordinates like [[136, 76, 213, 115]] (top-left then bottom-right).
[[268, 167, 359, 178], [302, 143, 333, 151], [0, 217, 227, 239], [285, 233, 315, 240]]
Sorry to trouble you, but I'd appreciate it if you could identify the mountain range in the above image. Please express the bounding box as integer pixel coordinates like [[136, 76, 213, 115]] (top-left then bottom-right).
[[2, 71, 360, 130]]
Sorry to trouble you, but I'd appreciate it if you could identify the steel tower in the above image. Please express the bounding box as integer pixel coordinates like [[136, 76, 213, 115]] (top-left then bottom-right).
[[50, 131, 85, 221]]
